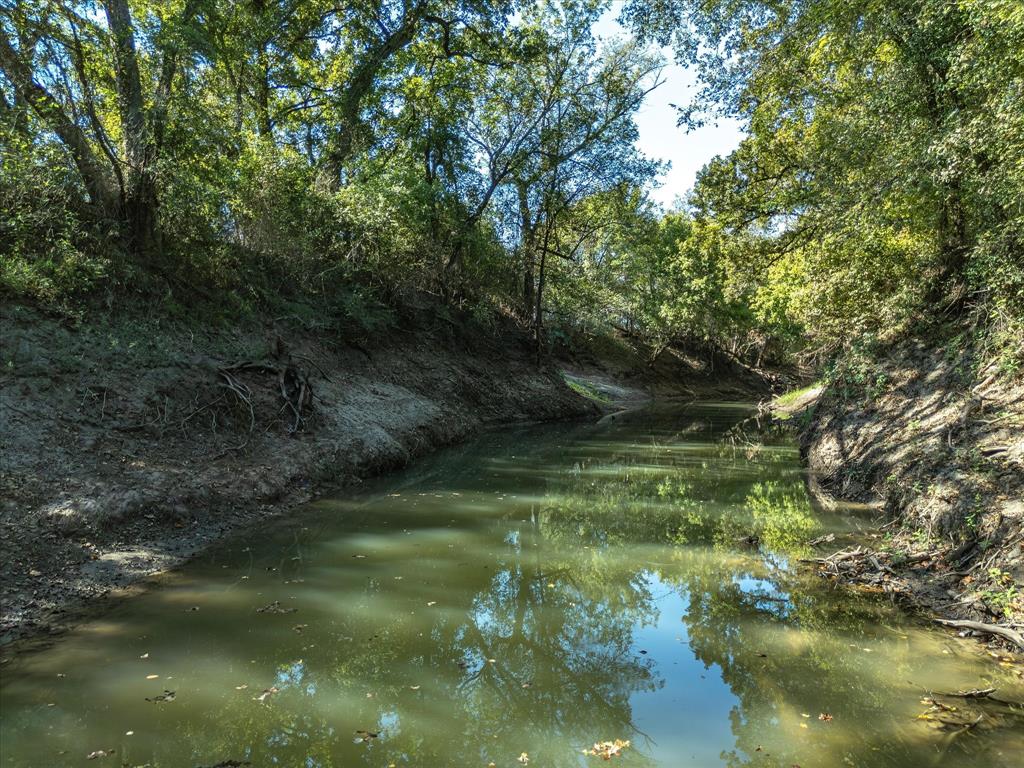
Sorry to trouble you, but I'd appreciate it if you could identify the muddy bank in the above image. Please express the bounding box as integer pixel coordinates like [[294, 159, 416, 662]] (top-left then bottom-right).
[[1, 301, 765, 648], [1, 302, 611, 646], [798, 337, 1024, 650]]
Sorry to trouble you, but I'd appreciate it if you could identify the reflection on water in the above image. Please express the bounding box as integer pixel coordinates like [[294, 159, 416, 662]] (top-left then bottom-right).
[[2, 404, 1022, 767]]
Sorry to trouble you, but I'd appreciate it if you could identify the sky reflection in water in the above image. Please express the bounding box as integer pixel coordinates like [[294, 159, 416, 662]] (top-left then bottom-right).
[[2, 404, 1022, 767]]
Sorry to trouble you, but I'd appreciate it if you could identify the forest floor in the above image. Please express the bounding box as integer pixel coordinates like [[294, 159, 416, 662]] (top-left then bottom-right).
[[793, 335, 1024, 653], [0, 301, 764, 648]]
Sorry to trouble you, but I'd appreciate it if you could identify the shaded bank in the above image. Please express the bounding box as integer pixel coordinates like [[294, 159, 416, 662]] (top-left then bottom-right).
[[798, 336, 1023, 647]]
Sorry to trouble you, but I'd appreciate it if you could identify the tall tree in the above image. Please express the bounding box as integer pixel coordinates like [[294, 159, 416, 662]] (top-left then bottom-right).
[[622, 0, 1024, 344], [0, 0, 200, 258]]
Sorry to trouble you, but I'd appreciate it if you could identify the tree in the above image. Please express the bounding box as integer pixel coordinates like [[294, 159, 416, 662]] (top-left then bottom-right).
[[622, 0, 1024, 350], [457, 1, 660, 353], [0, 0, 202, 259]]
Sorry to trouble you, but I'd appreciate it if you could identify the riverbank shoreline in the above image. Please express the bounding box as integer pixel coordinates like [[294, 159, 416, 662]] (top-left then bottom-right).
[[0, 302, 599, 647], [1, 302, 763, 649], [790, 338, 1024, 652]]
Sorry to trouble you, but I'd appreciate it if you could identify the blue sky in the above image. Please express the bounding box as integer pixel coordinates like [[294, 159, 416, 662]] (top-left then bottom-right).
[[593, 10, 745, 209]]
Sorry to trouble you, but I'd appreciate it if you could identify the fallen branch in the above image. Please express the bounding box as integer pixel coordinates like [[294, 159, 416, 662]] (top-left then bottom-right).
[[934, 619, 1024, 651], [937, 687, 996, 699], [807, 533, 836, 547]]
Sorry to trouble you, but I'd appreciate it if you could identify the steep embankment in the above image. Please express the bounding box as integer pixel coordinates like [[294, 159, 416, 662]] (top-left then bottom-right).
[[1, 303, 599, 645], [801, 338, 1024, 647]]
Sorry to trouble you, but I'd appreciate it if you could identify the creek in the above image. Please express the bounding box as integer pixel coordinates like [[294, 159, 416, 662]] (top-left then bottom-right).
[[2, 404, 1021, 767]]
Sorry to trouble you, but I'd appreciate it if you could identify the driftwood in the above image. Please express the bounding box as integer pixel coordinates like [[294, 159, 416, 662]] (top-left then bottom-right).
[[934, 619, 1024, 651], [938, 687, 996, 699], [807, 533, 836, 547]]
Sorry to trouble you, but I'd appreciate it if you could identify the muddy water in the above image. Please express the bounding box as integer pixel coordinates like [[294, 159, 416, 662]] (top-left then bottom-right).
[[2, 404, 1022, 768]]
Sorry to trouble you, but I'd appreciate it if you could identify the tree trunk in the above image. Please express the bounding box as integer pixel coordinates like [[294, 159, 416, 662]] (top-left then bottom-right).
[[534, 247, 547, 367], [517, 181, 536, 317], [936, 181, 968, 289], [256, 45, 273, 139], [104, 0, 159, 258], [326, 14, 420, 180]]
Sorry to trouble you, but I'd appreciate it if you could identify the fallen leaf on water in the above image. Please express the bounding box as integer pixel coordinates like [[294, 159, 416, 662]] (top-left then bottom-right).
[[584, 739, 630, 760], [800, 713, 810, 718], [86, 749, 115, 759], [256, 601, 297, 614], [427, 601, 437, 606], [518, 753, 529, 765], [139, 653, 149, 659], [145, 690, 175, 703], [125, 731, 133, 736], [235, 684, 248, 690], [292, 624, 308, 633], [253, 686, 279, 703], [146, 674, 159, 680], [409, 685, 421, 690], [352, 554, 367, 559], [799, 723, 808, 729], [818, 713, 833, 722], [353, 729, 379, 744]]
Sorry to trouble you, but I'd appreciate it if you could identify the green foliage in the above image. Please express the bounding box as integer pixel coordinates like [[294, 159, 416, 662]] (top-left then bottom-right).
[[983, 569, 1021, 618], [773, 384, 820, 409], [624, 0, 1024, 359], [0, 129, 112, 304], [563, 376, 613, 405], [1, 0, 1020, 368]]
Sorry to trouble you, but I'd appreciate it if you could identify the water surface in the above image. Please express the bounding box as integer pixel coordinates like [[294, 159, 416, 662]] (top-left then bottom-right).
[[2, 404, 1022, 767]]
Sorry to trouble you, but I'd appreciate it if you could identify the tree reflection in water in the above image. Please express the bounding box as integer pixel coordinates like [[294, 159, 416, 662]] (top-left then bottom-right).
[[1, 405, 1021, 768]]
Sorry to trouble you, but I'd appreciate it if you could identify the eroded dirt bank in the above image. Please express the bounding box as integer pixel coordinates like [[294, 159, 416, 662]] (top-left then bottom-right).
[[2, 302, 610, 646], [800, 337, 1024, 650]]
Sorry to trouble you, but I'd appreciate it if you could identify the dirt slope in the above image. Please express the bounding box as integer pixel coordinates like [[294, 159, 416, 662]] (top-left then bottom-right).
[[0, 303, 597, 645], [801, 337, 1024, 646]]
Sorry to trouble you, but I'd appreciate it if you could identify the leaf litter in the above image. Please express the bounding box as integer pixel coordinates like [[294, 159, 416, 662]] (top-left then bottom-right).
[[253, 686, 279, 703], [583, 740, 630, 760], [256, 601, 297, 614]]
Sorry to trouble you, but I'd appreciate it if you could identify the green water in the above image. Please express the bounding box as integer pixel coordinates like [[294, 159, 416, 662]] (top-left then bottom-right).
[[2, 404, 1022, 767]]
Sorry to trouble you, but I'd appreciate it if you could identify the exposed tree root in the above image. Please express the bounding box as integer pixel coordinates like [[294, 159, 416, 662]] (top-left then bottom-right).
[[934, 619, 1024, 651]]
